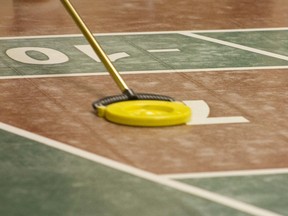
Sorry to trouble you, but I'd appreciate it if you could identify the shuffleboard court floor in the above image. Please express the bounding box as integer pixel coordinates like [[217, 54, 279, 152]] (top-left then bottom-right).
[[0, 1, 288, 216]]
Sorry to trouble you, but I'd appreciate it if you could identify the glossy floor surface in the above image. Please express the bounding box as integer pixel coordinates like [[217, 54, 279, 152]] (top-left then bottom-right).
[[0, 0, 288, 216]]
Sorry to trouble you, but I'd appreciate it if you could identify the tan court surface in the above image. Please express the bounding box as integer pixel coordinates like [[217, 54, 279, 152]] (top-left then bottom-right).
[[0, 1, 288, 216]]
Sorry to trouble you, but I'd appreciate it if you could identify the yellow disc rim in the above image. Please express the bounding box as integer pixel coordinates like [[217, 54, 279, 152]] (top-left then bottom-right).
[[102, 100, 191, 127]]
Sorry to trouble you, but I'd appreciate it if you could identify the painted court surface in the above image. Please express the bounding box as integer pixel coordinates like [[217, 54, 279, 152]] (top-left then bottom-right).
[[1, 1, 288, 216]]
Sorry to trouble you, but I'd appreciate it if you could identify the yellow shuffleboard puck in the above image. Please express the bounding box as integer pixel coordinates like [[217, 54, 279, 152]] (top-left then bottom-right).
[[99, 100, 191, 127]]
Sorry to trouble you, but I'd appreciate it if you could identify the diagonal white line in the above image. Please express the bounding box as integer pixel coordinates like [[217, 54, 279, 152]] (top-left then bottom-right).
[[0, 122, 283, 216], [180, 32, 288, 62], [162, 168, 288, 179]]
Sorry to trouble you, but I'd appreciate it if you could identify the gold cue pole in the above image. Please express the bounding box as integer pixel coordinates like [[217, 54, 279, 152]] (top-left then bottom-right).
[[60, 0, 129, 92]]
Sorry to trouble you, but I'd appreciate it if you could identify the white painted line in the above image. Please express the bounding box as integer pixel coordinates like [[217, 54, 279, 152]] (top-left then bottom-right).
[[0, 121, 282, 216], [181, 32, 288, 62], [0, 72, 108, 80], [148, 49, 180, 53], [187, 116, 249, 125], [1, 65, 288, 80], [184, 100, 250, 125], [0, 27, 288, 40], [188, 27, 288, 33], [162, 168, 288, 179]]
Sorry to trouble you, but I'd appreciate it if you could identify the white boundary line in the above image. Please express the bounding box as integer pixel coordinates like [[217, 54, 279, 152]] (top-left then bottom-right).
[[0, 27, 288, 40], [1, 65, 288, 80], [0, 121, 283, 216], [162, 168, 288, 179]]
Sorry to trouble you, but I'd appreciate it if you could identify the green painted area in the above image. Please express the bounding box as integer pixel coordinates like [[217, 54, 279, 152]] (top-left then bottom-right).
[[123, 33, 288, 69], [0, 129, 252, 216], [180, 174, 288, 215], [1, 30, 288, 76], [200, 30, 288, 56]]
